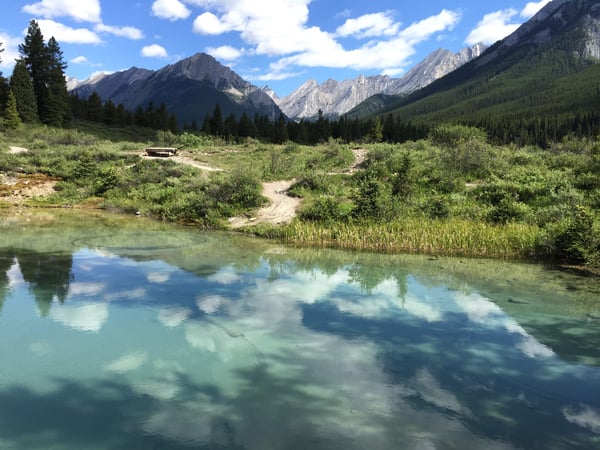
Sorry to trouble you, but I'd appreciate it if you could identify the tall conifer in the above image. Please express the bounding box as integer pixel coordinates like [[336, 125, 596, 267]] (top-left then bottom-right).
[[4, 90, 22, 130], [19, 20, 48, 122], [45, 37, 70, 126], [10, 60, 38, 123], [19, 21, 70, 126]]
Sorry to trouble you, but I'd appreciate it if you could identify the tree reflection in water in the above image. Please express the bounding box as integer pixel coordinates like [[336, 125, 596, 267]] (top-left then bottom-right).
[[0, 249, 74, 317]]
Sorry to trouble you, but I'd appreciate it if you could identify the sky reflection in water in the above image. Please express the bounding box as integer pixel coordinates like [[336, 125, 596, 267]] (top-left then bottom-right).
[[0, 212, 599, 449]]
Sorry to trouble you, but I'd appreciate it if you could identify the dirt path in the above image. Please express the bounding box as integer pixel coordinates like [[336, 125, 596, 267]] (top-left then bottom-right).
[[227, 148, 367, 228], [140, 152, 223, 172], [228, 180, 301, 228], [0, 145, 365, 225]]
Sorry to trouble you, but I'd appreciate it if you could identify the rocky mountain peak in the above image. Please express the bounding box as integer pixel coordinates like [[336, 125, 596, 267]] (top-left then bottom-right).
[[276, 44, 486, 119], [478, 0, 600, 66]]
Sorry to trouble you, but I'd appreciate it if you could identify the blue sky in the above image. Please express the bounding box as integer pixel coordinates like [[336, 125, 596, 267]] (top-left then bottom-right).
[[0, 0, 553, 96]]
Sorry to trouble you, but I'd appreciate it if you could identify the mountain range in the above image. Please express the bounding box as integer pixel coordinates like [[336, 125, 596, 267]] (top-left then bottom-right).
[[271, 43, 486, 119], [69, 53, 283, 126], [69, 44, 486, 125], [69, 0, 600, 137], [348, 0, 600, 138]]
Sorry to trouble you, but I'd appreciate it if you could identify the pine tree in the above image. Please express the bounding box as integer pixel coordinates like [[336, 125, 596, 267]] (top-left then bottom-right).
[[45, 37, 70, 126], [210, 103, 224, 136], [3, 90, 22, 130], [19, 20, 48, 123], [0, 42, 8, 112], [10, 59, 38, 123], [86, 91, 104, 122], [272, 114, 288, 144], [19, 21, 70, 126]]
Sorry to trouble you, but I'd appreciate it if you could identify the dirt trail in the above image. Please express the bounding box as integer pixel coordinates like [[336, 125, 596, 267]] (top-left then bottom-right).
[[140, 152, 223, 172], [0, 145, 366, 225], [228, 180, 301, 228], [228, 148, 367, 228]]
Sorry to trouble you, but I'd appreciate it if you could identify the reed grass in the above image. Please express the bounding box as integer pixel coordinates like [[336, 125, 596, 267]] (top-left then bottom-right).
[[263, 218, 549, 260]]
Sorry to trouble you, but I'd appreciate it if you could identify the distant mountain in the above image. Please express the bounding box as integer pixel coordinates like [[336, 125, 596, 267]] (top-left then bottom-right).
[[274, 44, 486, 119], [347, 0, 600, 144], [70, 53, 283, 126]]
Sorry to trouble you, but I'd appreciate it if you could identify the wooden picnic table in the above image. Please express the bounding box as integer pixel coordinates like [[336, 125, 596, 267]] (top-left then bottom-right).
[[145, 146, 181, 157]]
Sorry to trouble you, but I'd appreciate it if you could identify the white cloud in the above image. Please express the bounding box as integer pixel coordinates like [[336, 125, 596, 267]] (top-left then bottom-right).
[[141, 44, 169, 58], [207, 266, 242, 284], [400, 9, 460, 45], [563, 405, 600, 434], [196, 295, 229, 314], [95, 23, 144, 40], [193, 12, 230, 35], [104, 351, 148, 372], [521, 0, 552, 19], [465, 9, 520, 46], [70, 55, 89, 64], [0, 33, 21, 74], [51, 303, 109, 332], [152, 0, 191, 21], [148, 272, 171, 283], [158, 307, 192, 327], [36, 19, 103, 44], [22, 0, 102, 23], [189, 2, 459, 80], [206, 45, 243, 62], [269, 9, 458, 79], [336, 12, 400, 39], [69, 281, 106, 296]]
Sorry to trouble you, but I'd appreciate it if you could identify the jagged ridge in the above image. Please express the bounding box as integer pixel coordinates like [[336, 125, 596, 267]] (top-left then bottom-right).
[[275, 44, 486, 119]]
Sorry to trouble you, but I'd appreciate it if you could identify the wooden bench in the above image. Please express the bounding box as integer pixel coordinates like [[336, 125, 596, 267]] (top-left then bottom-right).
[[145, 147, 180, 157]]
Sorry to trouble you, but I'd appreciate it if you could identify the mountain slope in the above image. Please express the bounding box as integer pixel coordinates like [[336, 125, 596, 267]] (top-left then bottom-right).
[[276, 44, 486, 119], [348, 0, 600, 144], [70, 53, 283, 126]]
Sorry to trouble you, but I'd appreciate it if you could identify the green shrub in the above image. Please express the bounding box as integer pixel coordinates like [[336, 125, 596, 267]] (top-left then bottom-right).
[[552, 206, 597, 265], [300, 196, 352, 223]]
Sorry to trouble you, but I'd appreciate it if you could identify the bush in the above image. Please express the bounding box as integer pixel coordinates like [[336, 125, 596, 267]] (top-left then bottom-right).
[[300, 196, 352, 223], [552, 206, 598, 265]]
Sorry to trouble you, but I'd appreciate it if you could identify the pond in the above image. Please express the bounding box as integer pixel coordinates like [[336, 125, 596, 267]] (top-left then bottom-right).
[[0, 210, 599, 450]]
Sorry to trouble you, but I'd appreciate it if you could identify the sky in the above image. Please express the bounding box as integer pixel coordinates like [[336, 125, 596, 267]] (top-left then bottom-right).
[[0, 0, 553, 97]]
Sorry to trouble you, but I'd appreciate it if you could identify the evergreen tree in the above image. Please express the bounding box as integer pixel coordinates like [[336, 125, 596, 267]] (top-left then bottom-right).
[[86, 91, 104, 122], [19, 20, 48, 123], [223, 113, 238, 140], [104, 99, 116, 125], [19, 21, 70, 126], [210, 103, 224, 136], [10, 59, 38, 122], [45, 37, 70, 126], [3, 90, 22, 130], [369, 117, 383, 143], [237, 112, 255, 138], [272, 114, 288, 144], [168, 113, 178, 133], [0, 43, 8, 112], [155, 102, 169, 130], [134, 106, 145, 127]]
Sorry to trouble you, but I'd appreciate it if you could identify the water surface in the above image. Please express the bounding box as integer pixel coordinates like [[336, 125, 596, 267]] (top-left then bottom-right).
[[0, 210, 599, 449]]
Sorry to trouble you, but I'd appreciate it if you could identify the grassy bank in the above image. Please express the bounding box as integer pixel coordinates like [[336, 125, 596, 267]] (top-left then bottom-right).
[[258, 219, 548, 260], [1, 122, 598, 268]]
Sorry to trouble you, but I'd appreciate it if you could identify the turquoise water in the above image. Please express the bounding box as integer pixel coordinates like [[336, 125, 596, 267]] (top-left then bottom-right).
[[0, 210, 599, 449]]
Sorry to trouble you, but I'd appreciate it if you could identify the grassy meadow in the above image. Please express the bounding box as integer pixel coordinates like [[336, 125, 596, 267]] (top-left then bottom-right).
[[0, 122, 598, 269]]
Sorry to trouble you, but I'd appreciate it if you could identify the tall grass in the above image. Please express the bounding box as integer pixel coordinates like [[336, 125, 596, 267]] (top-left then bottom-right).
[[263, 218, 549, 260]]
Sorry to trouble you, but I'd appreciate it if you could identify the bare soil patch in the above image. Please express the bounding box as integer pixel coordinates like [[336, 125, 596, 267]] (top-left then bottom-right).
[[138, 151, 223, 173], [0, 173, 57, 205], [228, 180, 301, 228]]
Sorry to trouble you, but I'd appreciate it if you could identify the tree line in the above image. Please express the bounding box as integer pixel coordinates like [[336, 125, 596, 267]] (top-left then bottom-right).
[[194, 105, 430, 145], [3, 20, 599, 147], [69, 91, 179, 132], [0, 20, 70, 130]]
